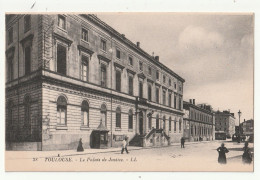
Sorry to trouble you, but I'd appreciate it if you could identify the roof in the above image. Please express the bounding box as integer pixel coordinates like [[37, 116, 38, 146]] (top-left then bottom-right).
[[80, 14, 185, 83], [183, 101, 213, 114]]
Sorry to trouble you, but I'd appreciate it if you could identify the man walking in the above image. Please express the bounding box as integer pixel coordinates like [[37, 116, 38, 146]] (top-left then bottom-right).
[[121, 137, 129, 154], [181, 137, 185, 148]]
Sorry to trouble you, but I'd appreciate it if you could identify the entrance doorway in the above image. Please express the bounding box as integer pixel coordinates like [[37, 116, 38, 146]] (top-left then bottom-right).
[[139, 111, 144, 135]]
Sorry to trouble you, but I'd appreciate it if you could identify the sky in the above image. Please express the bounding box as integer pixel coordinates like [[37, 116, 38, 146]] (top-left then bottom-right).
[[97, 13, 254, 124]]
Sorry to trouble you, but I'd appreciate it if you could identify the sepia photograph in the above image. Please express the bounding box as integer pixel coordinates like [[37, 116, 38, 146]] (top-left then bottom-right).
[[4, 12, 254, 172]]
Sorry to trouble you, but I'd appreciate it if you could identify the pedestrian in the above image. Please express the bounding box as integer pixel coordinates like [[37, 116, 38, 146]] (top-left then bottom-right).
[[77, 138, 84, 152], [217, 143, 229, 164], [242, 142, 252, 164], [181, 137, 185, 148], [121, 137, 129, 154]]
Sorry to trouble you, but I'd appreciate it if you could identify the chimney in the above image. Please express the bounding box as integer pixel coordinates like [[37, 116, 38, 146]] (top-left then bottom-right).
[[137, 42, 140, 48], [155, 56, 159, 61], [193, 99, 195, 105], [189, 99, 192, 104], [244, 119, 245, 122], [122, 34, 126, 39]]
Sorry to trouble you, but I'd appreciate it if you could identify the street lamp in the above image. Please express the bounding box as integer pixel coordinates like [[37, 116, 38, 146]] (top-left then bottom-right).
[[238, 110, 242, 143]]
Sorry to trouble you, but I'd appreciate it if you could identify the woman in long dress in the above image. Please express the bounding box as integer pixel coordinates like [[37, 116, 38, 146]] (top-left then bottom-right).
[[217, 143, 229, 164], [77, 138, 84, 152], [242, 142, 252, 164]]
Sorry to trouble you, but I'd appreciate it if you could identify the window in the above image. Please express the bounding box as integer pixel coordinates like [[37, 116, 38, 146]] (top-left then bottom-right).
[[148, 84, 152, 101], [81, 29, 88, 42], [148, 67, 152, 75], [148, 116, 152, 130], [163, 75, 166, 83], [163, 116, 166, 130], [139, 61, 143, 71], [191, 125, 193, 135], [8, 27, 13, 44], [116, 107, 121, 128], [179, 120, 182, 132], [24, 46, 31, 75], [174, 82, 177, 89], [24, 95, 31, 126], [139, 81, 143, 98], [7, 101, 14, 126], [57, 44, 67, 75], [174, 94, 177, 109], [81, 55, 89, 81], [101, 104, 107, 126], [174, 120, 177, 132], [58, 15, 66, 30], [128, 56, 133, 66], [169, 117, 172, 131], [168, 93, 172, 107], [57, 96, 67, 125], [163, 90, 166, 105], [101, 64, 107, 87], [116, 70, 121, 91], [156, 70, 159, 80], [128, 76, 133, 95], [128, 110, 133, 129], [7, 57, 13, 81], [101, 39, 106, 52], [179, 84, 182, 92], [24, 15, 31, 32], [156, 115, 159, 129], [169, 79, 171, 86], [81, 101, 89, 126], [156, 87, 159, 103], [179, 97, 182, 110], [116, 49, 121, 59]]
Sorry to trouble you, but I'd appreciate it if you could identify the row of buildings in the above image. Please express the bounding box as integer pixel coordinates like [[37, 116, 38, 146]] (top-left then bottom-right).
[[5, 14, 235, 151]]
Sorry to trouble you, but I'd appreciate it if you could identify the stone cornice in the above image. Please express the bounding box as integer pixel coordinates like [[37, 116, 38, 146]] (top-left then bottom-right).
[[77, 45, 94, 57], [53, 32, 73, 46], [114, 62, 125, 70], [97, 54, 111, 64]]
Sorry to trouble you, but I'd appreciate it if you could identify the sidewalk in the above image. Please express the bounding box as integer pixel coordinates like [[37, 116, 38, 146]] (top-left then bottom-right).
[[5, 140, 215, 160]]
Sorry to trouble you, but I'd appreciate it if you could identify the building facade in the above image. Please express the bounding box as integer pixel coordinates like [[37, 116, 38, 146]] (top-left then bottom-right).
[[183, 99, 215, 141], [215, 110, 236, 138], [5, 14, 185, 151], [241, 119, 254, 136]]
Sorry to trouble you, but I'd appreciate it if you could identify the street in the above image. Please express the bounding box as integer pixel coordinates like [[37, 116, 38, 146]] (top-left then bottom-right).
[[5, 140, 253, 172]]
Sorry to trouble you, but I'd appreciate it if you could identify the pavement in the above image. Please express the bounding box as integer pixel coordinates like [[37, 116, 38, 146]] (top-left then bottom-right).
[[5, 139, 254, 171]]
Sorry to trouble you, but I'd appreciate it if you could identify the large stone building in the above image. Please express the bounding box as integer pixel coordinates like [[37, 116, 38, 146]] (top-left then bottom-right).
[[183, 99, 215, 141], [5, 14, 185, 150], [215, 110, 236, 138]]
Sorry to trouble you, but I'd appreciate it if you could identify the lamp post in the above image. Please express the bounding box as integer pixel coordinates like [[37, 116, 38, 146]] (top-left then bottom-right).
[[238, 110, 242, 143]]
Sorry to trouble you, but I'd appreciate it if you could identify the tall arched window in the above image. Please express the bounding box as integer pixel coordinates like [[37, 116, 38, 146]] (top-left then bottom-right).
[[174, 118, 177, 132], [179, 118, 182, 132], [128, 109, 133, 129], [24, 95, 31, 126], [169, 117, 172, 131], [57, 96, 67, 125], [156, 114, 159, 129], [7, 100, 14, 126], [163, 116, 166, 130], [100, 104, 107, 126], [116, 107, 121, 128], [148, 114, 152, 130], [81, 100, 89, 126]]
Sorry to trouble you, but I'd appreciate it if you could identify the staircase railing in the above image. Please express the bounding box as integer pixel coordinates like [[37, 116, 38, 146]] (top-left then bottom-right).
[[145, 128, 156, 140]]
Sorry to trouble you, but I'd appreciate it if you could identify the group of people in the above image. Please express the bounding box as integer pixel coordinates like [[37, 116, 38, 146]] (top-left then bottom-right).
[[217, 142, 253, 164]]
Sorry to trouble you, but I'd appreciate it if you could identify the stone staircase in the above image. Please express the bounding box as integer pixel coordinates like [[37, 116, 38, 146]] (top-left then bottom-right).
[[129, 134, 145, 147]]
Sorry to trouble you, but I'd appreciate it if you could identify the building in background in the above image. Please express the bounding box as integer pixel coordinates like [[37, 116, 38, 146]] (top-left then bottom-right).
[[241, 119, 254, 136], [183, 99, 215, 142], [215, 110, 236, 138], [5, 14, 185, 151]]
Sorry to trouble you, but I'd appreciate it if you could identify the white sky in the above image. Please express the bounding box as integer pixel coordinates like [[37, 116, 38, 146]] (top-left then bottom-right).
[[97, 13, 254, 124]]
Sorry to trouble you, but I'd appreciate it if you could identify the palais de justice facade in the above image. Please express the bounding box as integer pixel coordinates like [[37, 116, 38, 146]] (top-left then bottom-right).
[[5, 14, 185, 150]]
